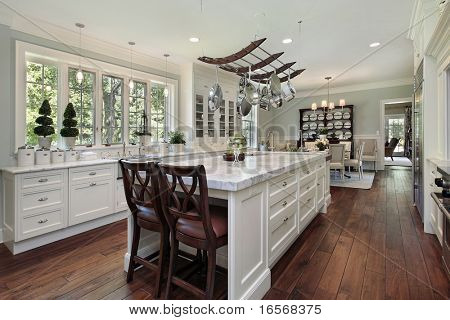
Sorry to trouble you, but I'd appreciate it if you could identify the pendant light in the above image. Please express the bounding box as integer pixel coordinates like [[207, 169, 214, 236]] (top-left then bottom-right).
[[75, 23, 85, 84], [163, 54, 169, 98], [128, 41, 135, 90]]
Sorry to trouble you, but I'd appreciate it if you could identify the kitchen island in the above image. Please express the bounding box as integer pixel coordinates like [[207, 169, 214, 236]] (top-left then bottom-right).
[[125, 151, 331, 300]]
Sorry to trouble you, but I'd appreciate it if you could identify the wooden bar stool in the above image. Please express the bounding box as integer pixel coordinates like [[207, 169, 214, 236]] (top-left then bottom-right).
[[158, 164, 228, 299], [119, 160, 169, 298]]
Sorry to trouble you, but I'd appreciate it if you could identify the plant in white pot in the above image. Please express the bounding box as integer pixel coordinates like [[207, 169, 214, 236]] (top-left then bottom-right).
[[34, 99, 55, 149], [168, 130, 186, 153], [60, 102, 79, 149], [319, 128, 328, 140]]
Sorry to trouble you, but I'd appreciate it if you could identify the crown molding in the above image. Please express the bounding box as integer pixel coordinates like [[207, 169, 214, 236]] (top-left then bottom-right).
[[295, 78, 413, 98], [3, 11, 180, 75], [425, 2, 449, 67]]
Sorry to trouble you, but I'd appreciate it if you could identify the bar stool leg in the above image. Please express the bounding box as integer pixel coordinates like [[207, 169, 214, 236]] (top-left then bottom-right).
[[154, 228, 168, 298], [164, 234, 179, 299], [127, 221, 141, 282], [205, 249, 216, 300]]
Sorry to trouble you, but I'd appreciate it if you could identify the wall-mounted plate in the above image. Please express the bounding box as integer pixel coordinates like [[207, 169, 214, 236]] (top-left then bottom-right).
[[318, 123, 325, 130], [326, 122, 334, 129], [343, 112, 351, 119], [333, 111, 342, 120], [309, 114, 318, 121], [317, 114, 325, 121], [309, 122, 318, 130], [334, 121, 343, 129], [326, 113, 333, 120], [302, 123, 309, 130], [344, 131, 352, 139], [302, 114, 309, 122], [343, 121, 351, 129]]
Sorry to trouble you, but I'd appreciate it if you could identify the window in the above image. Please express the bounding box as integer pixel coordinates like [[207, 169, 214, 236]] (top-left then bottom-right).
[[128, 81, 147, 144], [242, 107, 256, 148], [150, 83, 166, 141], [25, 61, 58, 146], [102, 75, 123, 144], [385, 115, 405, 153], [68, 68, 95, 145]]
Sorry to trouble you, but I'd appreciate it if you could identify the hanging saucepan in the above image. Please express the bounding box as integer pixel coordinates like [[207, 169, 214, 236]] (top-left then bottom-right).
[[269, 72, 282, 96], [269, 91, 283, 109], [281, 69, 296, 102], [244, 67, 260, 106], [236, 75, 253, 117], [208, 66, 223, 111]]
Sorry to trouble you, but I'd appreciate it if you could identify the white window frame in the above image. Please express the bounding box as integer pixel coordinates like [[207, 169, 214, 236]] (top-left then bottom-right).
[[15, 41, 178, 150]]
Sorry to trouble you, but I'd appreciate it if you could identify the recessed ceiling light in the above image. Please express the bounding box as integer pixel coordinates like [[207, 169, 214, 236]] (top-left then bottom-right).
[[282, 38, 293, 44], [189, 37, 200, 43], [369, 42, 380, 48]]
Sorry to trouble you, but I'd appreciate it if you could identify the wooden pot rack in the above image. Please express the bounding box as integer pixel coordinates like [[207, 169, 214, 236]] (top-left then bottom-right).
[[198, 38, 305, 83]]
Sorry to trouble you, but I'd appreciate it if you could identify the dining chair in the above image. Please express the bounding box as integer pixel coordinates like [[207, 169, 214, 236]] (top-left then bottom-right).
[[358, 139, 378, 171], [329, 144, 346, 180], [344, 142, 365, 180], [158, 164, 228, 300], [119, 159, 169, 298]]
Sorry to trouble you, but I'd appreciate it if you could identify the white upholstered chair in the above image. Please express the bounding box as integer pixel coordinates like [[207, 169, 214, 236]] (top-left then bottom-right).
[[357, 139, 378, 171], [329, 144, 346, 180], [344, 142, 365, 180]]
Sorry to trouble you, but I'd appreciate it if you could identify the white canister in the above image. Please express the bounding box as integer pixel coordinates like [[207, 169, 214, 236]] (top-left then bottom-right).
[[160, 143, 169, 156], [64, 150, 79, 162], [35, 149, 51, 165], [17, 146, 35, 167], [51, 150, 65, 163]]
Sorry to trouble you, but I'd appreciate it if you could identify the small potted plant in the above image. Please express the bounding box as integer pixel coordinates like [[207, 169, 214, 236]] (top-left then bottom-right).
[[315, 137, 329, 151], [319, 128, 328, 140], [34, 99, 55, 149], [60, 103, 79, 149], [168, 130, 186, 153]]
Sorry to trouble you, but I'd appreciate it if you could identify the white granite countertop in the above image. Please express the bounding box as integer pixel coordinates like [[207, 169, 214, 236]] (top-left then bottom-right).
[[160, 152, 326, 191]]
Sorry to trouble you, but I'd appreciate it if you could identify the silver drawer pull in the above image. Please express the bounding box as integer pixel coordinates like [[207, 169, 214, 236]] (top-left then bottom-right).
[[89, 172, 97, 176], [430, 183, 434, 187], [37, 197, 48, 202], [38, 219, 48, 224], [306, 171, 310, 174], [317, 183, 321, 186], [307, 186, 310, 190], [283, 217, 289, 222], [90, 182, 97, 187], [38, 178, 48, 183], [432, 170, 436, 174], [282, 201, 288, 207], [307, 198, 311, 202], [282, 181, 287, 187]]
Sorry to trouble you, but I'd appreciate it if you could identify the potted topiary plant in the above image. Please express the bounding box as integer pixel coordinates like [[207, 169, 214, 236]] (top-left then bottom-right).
[[60, 103, 79, 149], [168, 130, 186, 153], [34, 99, 55, 149]]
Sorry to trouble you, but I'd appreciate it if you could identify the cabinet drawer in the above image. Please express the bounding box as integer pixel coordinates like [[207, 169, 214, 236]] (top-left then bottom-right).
[[299, 188, 316, 219], [269, 182, 297, 206], [21, 188, 64, 217], [316, 160, 326, 171], [299, 174, 316, 196], [269, 204, 297, 262], [269, 193, 297, 220], [298, 163, 315, 176], [70, 165, 113, 183], [269, 173, 297, 196], [20, 209, 65, 240], [69, 179, 114, 226], [21, 172, 64, 190]]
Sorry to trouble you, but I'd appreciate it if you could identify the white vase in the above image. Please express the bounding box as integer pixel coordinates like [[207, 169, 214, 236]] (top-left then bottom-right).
[[38, 137, 52, 149], [63, 136, 76, 149], [319, 134, 327, 140], [170, 144, 184, 153]]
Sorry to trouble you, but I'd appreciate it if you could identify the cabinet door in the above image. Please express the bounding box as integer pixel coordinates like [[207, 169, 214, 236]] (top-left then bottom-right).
[[316, 172, 326, 209], [228, 100, 235, 137], [219, 99, 226, 137], [69, 179, 114, 226], [195, 94, 205, 138], [115, 179, 128, 212]]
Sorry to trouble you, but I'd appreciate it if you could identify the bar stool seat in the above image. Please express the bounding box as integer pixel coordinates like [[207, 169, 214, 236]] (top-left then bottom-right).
[[136, 206, 160, 223], [176, 205, 228, 241]]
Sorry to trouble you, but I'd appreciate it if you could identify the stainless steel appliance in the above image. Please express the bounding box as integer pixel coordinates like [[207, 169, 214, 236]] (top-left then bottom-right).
[[434, 167, 450, 279], [413, 61, 424, 219]]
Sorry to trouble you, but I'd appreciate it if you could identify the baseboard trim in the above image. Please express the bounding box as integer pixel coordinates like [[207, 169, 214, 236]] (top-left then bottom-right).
[[0, 228, 3, 244], [241, 268, 271, 300]]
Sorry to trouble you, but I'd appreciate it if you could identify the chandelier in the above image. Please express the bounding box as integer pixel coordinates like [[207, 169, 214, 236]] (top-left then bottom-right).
[[311, 76, 345, 113]]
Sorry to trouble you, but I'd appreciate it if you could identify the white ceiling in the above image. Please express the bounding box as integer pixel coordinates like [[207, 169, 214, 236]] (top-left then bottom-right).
[[1, 0, 415, 90]]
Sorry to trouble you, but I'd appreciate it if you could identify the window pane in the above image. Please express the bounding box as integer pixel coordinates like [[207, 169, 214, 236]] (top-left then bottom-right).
[[25, 62, 58, 146], [150, 83, 167, 141], [102, 75, 123, 144], [128, 81, 147, 144], [242, 107, 255, 147], [68, 68, 95, 145]]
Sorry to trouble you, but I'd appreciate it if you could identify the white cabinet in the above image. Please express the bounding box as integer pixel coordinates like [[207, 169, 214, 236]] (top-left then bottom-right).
[[69, 165, 114, 226], [115, 179, 128, 212]]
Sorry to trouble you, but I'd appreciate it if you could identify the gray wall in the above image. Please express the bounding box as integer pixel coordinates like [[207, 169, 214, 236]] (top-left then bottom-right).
[[261, 85, 413, 142]]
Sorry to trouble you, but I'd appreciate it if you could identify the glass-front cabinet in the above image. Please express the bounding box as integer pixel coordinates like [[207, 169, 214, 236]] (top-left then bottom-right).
[[194, 92, 237, 140]]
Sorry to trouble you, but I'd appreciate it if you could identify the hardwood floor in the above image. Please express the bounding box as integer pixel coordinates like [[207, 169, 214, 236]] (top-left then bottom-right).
[[0, 167, 448, 299]]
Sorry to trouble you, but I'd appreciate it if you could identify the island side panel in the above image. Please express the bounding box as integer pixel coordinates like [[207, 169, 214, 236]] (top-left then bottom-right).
[[227, 182, 270, 300]]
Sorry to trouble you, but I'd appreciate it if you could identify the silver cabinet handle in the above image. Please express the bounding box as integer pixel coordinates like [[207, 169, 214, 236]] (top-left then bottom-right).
[[282, 181, 287, 187], [432, 170, 436, 174], [306, 171, 310, 174], [282, 201, 288, 207], [38, 197, 48, 202], [283, 216, 289, 222], [38, 178, 48, 183], [90, 182, 97, 187], [38, 219, 48, 224], [89, 172, 97, 176], [317, 183, 321, 186], [430, 183, 434, 187], [307, 185, 310, 190]]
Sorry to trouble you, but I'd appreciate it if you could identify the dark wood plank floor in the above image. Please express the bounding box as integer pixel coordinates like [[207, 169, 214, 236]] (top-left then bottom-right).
[[0, 167, 448, 299]]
